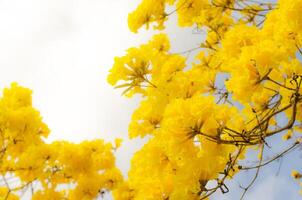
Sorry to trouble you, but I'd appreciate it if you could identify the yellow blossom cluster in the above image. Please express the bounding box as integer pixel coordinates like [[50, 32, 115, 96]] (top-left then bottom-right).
[[109, 0, 302, 199], [114, 96, 247, 200], [1, 0, 302, 199], [0, 83, 122, 200]]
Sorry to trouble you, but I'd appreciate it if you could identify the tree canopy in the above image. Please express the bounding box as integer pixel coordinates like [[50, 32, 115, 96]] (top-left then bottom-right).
[[1, 0, 302, 199]]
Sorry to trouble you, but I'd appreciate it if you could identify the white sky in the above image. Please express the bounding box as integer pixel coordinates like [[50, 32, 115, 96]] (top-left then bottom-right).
[[0, 0, 148, 142], [0, 0, 300, 199]]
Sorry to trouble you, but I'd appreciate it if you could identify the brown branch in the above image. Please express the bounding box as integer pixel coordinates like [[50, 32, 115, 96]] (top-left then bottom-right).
[[240, 144, 264, 200], [240, 141, 300, 170]]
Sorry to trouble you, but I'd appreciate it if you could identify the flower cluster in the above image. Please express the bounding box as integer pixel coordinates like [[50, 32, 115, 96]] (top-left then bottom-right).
[[0, 83, 122, 200], [109, 0, 302, 199]]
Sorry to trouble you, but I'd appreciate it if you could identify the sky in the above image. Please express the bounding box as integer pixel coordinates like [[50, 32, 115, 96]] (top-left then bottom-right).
[[0, 0, 301, 199]]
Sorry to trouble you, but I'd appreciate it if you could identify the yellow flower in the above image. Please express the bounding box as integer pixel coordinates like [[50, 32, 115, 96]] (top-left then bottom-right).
[[282, 130, 293, 141], [114, 138, 123, 149], [292, 170, 302, 179]]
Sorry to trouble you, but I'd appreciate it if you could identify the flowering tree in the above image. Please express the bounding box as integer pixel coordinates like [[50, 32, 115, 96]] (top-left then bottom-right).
[[1, 0, 302, 199], [0, 83, 123, 199], [108, 0, 302, 199]]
